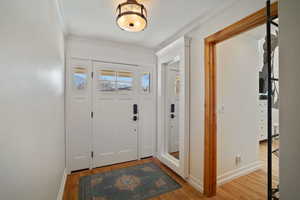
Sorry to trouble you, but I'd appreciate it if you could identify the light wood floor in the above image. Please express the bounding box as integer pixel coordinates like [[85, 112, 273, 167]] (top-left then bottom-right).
[[259, 140, 279, 188], [64, 142, 278, 200]]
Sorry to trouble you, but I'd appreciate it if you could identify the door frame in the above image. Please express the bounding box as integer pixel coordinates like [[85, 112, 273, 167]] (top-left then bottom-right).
[[66, 57, 157, 173], [203, 2, 278, 196], [156, 37, 190, 178]]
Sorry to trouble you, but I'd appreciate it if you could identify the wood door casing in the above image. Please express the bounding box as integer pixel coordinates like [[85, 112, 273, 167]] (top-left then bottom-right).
[[203, 2, 278, 197]]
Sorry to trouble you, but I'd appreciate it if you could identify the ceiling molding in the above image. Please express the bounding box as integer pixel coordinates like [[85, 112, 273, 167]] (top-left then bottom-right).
[[67, 34, 155, 53], [155, 0, 239, 51], [54, 0, 69, 36]]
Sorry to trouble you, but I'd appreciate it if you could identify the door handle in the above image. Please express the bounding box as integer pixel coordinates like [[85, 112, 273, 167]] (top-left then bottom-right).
[[170, 114, 175, 119], [133, 104, 138, 114], [171, 104, 175, 113], [133, 104, 138, 121]]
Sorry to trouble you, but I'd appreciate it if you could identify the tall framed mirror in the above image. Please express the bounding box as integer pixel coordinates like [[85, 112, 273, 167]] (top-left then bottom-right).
[[156, 37, 190, 178]]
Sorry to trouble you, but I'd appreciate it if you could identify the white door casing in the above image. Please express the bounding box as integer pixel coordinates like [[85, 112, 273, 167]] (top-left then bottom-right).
[[67, 58, 156, 172], [156, 37, 190, 178]]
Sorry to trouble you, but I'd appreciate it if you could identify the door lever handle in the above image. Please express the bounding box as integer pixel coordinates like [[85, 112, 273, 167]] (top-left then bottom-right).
[[171, 104, 175, 113], [133, 104, 138, 115]]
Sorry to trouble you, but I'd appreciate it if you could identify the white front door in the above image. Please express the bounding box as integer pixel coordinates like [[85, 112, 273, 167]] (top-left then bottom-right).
[[166, 65, 180, 154], [92, 62, 139, 168]]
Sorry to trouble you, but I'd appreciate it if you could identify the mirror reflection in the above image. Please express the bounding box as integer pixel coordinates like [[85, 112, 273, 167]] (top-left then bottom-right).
[[166, 61, 180, 160]]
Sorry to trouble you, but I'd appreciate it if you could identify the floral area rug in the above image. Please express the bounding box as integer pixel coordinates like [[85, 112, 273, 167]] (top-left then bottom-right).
[[79, 162, 181, 200]]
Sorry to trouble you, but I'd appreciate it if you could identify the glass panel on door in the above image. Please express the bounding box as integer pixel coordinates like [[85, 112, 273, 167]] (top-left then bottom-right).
[[72, 67, 87, 91], [141, 72, 151, 93], [117, 71, 133, 92], [97, 70, 116, 92]]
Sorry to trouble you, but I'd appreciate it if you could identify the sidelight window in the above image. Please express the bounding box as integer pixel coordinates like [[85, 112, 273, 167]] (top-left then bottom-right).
[[141, 72, 151, 93], [73, 67, 87, 91]]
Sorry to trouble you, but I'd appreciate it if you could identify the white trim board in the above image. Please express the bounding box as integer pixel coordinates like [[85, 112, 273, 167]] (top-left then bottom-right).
[[187, 175, 204, 193], [54, 0, 68, 35], [156, 37, 190, 179], [57, 168, 67, 200], [217, 161, 262, 186]]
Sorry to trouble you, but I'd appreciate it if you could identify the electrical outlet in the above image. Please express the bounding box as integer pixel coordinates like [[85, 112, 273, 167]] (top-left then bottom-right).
[[235, 154, 242, 165]]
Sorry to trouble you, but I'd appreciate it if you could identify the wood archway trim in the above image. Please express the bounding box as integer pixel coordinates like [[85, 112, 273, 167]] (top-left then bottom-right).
[[204, 2, 278, 197]]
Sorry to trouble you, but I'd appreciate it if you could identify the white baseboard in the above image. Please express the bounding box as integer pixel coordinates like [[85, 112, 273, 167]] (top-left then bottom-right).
[[187, 175, 204, 193], [57, 168, 67, 200], [217, 161, 262, 185]]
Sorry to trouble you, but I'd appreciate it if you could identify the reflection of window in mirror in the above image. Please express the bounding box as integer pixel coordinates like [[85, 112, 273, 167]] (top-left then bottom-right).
[[97, 70, 116, 92], [117, 71, 133, 92], [73, 67, 87, 91], [141, 72, 151, 93]]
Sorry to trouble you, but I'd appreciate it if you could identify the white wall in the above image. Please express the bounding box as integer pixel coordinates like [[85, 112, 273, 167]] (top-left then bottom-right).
[[67, 36, 156, 66], [184, 0, 266, 187], [0, 1, 65, 200], [279, 0, 300, 199], [216, 33, 260, 184]]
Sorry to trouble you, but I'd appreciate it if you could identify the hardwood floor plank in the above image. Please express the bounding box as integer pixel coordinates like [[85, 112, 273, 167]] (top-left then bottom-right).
[[64, 143, 274, 200]]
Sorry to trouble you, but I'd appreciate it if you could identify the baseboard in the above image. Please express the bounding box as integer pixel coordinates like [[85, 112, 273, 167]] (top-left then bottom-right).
[[187, 175, 204, 193], [57, 168, 67, 200], [217, 161, 262, 185]]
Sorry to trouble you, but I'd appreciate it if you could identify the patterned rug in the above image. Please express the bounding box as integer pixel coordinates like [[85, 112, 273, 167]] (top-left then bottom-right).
[[79, 162, 181, 200]]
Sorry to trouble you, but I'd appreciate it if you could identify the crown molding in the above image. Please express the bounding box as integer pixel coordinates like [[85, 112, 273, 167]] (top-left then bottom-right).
[[54, 0, 69, 36], [67, 34, 155, 52]]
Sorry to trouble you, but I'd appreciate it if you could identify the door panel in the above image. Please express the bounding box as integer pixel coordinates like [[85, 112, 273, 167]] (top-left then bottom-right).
[[92, 63, 138, 168], [138, 70, 155, 158], [68, 59, 92, 171]]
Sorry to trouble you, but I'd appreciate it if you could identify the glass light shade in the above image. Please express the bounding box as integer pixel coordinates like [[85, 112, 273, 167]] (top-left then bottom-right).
[[116, 1, 147, 32]]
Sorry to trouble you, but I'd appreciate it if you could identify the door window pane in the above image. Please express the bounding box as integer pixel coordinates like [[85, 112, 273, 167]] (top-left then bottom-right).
[[117, 82, 133, 91], [73, 67, 87, 91], [117, 71, 133, 82], [141, 72, 150, 93], [99, 70, 116, 81], [117, 71, 133, 92], [97, 70, 116, 92]]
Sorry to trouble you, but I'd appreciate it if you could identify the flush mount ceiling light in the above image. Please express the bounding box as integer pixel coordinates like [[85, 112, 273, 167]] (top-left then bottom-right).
[[116, 0, 148, 32]]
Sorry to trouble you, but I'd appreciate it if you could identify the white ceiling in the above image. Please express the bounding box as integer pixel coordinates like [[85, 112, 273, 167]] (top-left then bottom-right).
[[61, 0, 235, 48]]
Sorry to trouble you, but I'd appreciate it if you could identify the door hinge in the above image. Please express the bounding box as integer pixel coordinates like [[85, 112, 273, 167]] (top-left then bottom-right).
[[91, 111, 94, 118], [91, 151, 94, 158], [91, 72, 94, 79]]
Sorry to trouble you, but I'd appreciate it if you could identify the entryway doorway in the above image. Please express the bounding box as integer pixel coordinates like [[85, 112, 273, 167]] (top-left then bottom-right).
[[66, 58, 156, 172], [203, 2, 279, 198]]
